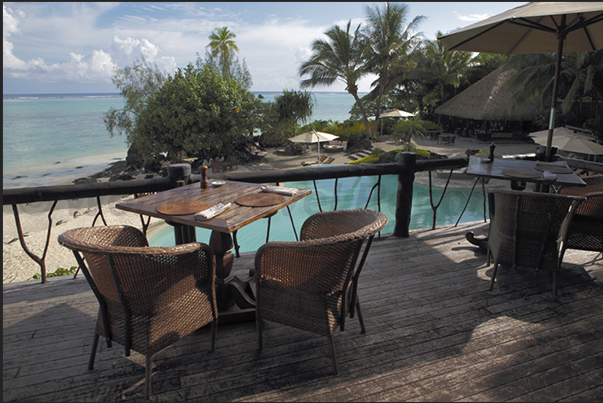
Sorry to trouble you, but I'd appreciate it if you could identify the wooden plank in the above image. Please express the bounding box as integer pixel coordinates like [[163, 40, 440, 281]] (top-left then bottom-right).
[[3, 222, 602, 402]]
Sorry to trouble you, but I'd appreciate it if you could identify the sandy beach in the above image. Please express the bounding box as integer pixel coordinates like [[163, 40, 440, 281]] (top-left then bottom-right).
[[3, 136, 537, 284]]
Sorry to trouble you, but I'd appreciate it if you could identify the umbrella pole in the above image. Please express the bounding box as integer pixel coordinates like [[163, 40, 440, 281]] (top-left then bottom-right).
[[314, 129, 321, 166], [545, 16, 567, 162]]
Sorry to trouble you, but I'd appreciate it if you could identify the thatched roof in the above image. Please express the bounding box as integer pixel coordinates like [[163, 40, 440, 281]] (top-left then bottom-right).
[[435, 67, 545, 121]]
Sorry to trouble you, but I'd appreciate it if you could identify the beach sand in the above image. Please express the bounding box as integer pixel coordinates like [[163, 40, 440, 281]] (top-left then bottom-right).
[[3, 136, 537, 283]]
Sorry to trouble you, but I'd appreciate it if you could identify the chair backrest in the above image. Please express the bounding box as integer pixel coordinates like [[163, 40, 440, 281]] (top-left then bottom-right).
[[559, 175, 603, 217], [300, 209, 387, 242], [487, 190, 583, 271], [58, 225, 215, 355]]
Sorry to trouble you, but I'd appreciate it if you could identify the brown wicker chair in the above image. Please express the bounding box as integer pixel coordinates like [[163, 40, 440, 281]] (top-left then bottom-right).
[[254, 209, 388, 374], [58, 225, 218, 400], [486, 190, 584, 297], [558, 175, 603, 262]]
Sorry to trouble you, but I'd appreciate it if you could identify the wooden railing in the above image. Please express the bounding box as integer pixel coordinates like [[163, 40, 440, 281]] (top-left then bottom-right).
[[3, 153, 467, 283]]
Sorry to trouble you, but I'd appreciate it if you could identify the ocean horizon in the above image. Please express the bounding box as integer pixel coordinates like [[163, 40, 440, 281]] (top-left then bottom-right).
[[3, 91, 364, 189]]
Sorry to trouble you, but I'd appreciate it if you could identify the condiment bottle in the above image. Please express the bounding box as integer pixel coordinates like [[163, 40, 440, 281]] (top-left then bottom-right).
[[200, 165, 209, 189]]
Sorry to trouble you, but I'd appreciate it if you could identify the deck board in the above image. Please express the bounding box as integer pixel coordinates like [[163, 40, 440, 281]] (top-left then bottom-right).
[[4, 221, 603, 402]]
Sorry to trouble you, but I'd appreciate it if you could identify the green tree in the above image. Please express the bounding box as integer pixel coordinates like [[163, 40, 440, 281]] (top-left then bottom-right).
[[197, 49, 253, 90], [132, 63, 260, 162], [103, 58, 167, 143], [363, 2, 425, 137], [207, 27, 239, 81], [299, 21, 373, 139], [274, 89, 315, 137], [391, 116, 426, 148], [413, 32, 473, 103]]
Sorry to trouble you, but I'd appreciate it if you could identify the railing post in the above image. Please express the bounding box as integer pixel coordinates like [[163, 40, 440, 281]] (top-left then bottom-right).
[[168, 163, 192, 187], [393, 152, 416, 238]]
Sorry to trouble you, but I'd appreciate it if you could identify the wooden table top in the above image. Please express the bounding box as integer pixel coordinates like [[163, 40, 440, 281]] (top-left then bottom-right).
[[116, 180, 312, 234], [466, 156, 586, 186]]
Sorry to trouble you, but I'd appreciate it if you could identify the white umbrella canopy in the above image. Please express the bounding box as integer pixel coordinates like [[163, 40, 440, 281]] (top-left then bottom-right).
[[530, 127, 603, 155], [289, 130, 339, 143], [380, 109, 415, 118], [438, 2, 603, 161], [289, 130, 339, 165], [529, 127, 595, 142]]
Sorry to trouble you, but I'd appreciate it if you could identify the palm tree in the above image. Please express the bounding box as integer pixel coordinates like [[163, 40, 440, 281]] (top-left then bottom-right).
[[299, 21, 372, 139], [207, 27, 239, 80], [364, 2, 425, 137], [505, 50, 603, 135], [418, 32, 473, 102], [405, 31, 474, 120]]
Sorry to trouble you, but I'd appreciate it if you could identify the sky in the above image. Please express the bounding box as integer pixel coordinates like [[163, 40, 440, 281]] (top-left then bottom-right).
[[3, 2, 526, 95]]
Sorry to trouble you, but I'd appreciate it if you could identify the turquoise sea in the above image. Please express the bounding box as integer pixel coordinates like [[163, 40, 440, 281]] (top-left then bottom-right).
[[2, 91, 360, 189], [3, 91, 487, 242]]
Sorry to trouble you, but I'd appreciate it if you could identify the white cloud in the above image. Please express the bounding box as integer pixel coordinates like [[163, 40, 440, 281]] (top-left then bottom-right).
[[456, 13, 490, 22]]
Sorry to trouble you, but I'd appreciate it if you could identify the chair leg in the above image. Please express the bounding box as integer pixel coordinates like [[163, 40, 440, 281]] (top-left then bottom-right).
[[88, 332, 100, 370], [355, 299, 366, 334], [489, 262, 499, 291], [145, 355, 153, 400], [210, 318, 217, 352], [256, 307, 263, 350], [327, 334, 338, 375]]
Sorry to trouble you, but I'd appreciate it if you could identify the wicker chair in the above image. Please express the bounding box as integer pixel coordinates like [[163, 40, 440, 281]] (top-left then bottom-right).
[[486, 190, 584, 297], [58, 225, 218, 400], [558, 175, 603, 262], [254, 209, 388, 374]]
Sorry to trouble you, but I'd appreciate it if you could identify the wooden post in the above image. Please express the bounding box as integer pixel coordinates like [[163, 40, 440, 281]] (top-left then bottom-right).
[[393, 152, 416, 238], [168, 163, 191, 186]]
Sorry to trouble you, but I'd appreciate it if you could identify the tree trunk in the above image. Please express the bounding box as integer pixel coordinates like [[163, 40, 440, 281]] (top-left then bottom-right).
[[349, 86, 372, 140]]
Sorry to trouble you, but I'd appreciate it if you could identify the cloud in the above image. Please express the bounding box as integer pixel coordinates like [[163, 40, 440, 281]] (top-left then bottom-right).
[[456, 12, 490, 22], [3, 4, 177, 87]]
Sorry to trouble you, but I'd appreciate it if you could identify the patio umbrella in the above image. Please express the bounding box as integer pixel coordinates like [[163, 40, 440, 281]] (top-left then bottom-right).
[[289, 130, 339, 165], [380, 109, 415, 118], [529, 126, 595, 142], [438, 2, 603, 161], [530, 127, 603, 157], [378, 109, 414, 136]]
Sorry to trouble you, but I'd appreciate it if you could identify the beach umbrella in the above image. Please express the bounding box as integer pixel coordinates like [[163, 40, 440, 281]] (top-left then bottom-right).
[[289, 130, 339, 165], [380, 109, 415, 118], [378, 109, 415, 136], [438, 2, 603, 161], [529, 126, 595, 142], [529, 127, 603, 157]]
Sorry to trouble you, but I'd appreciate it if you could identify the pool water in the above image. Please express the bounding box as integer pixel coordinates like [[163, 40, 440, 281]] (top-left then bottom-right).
[[148, 175, 487, 251]]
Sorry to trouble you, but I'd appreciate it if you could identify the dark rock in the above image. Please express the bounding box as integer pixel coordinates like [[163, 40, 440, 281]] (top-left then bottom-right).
[[109, 174, 134, 182], [72, 177, 100, 185]]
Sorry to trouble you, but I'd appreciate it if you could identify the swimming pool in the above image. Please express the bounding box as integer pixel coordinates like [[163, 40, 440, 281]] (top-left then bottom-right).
[[148, 175, 486, 251]]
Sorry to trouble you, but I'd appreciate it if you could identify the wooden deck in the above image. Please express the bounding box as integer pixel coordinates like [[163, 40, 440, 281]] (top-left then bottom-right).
[[4, 221, 603, 402]]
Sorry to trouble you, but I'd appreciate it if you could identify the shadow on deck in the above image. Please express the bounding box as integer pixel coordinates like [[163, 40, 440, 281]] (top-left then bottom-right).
[[3, 221, 603, 402]]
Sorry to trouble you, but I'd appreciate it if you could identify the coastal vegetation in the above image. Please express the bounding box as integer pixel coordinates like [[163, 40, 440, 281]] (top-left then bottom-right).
[[103, 2, 603, 169]]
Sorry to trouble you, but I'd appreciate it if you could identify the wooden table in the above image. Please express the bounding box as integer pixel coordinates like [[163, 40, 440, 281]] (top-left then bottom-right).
[[464, 156, 586, 249], [466, 155, 586, 190], [116, 180, 312, 322]]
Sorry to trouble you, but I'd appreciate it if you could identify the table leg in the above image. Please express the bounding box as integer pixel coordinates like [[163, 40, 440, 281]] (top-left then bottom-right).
[[167, 223, 256, 322], [209, 230, 256, 321]]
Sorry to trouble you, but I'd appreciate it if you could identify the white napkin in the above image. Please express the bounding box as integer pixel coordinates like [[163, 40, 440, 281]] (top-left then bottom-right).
[[542, 171, 557, 181], [260, 185, 298, 196], [194, 202, 231, 221]]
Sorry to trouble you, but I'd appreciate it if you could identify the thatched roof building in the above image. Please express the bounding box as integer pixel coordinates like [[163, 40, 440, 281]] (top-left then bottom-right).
[[435, 66, 545, 121]]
